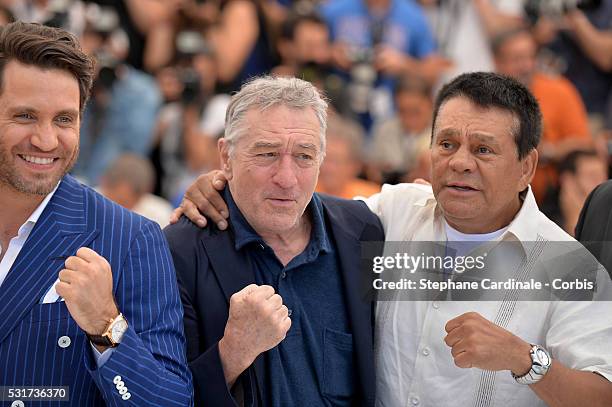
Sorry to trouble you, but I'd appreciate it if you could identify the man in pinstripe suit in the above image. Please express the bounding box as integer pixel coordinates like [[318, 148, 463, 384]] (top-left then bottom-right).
[[0, 22, 192, 406]]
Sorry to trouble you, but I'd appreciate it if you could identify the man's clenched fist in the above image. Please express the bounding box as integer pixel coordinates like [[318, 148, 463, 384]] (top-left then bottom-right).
[[218, 284, 291, 386], [56, 247, 119, 338], [444, 312, 532, 375]]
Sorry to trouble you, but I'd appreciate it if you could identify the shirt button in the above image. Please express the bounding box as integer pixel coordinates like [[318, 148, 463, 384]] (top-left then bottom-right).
[[259, 243, 265, 250], [432, 301, 439, 309], [280, 271, 287, 279], [58, 335, 71, 348], [422, 347, 430, 356], [288, 309, 293, 317], [411, 396, 420, 405]]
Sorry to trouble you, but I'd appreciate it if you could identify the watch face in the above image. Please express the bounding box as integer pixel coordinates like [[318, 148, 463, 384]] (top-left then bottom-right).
[[535, 348, 550, 366], [111, 319, 128, 342]]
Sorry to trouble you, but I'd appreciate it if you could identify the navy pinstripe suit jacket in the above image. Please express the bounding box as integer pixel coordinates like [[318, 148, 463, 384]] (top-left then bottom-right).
[[0, 175, 193, 406]]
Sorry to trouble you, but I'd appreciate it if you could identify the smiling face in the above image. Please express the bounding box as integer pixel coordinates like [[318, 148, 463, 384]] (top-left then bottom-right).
[[0, 60, 80, 196], [431, 97, 537, 233], [219, 104, 322, 236]]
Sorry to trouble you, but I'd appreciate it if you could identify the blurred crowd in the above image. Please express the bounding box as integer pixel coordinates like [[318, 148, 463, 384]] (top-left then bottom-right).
[[2, 0, 610, 236]]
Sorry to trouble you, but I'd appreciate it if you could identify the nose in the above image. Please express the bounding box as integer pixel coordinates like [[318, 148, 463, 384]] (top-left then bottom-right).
[[31, 122, 59, 152], [271, 154, 298, 189], [448, 145, 476, 173]]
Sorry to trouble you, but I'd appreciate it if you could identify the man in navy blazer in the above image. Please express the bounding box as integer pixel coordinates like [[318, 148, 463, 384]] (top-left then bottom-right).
[[165, 77, 384, 406], [0, 22, 192, 406]]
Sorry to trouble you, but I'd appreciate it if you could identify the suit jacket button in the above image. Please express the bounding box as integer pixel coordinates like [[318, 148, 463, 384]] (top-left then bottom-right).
[[58, 336, 71, 348]]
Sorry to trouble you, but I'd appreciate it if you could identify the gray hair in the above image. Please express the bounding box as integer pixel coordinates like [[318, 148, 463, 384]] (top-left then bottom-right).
[[224, 76, 328, 159]]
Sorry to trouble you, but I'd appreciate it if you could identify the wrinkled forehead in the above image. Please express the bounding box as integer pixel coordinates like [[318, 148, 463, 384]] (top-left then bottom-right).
[[434, 97, 519, 137], [239, 106, 321, 140]]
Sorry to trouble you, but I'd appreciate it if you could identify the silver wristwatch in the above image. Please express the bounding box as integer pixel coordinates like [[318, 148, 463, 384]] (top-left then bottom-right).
[[512, 344, 552, 385]]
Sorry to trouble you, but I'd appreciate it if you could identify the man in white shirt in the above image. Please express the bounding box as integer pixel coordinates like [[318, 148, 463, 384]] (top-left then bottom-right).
[[175, 72, 612, 406]]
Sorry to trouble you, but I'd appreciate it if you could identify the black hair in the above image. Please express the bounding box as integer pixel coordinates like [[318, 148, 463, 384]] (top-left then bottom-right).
[[432, 72, 542, 159]]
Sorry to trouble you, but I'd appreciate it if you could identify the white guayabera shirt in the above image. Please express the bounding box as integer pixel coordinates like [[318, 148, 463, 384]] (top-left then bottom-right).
[[360, 183, 612, 407]]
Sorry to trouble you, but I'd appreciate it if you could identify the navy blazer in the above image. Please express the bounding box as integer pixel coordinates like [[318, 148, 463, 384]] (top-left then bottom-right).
[[165, 194, 385, 407], [576, 180, 612, 276], [0, 175, 192, 406]]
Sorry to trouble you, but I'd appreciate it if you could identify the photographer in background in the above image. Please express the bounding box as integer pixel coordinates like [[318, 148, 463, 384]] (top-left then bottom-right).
[[418, 0, 525, 84], [528, 0, 612, 134], [152, 31, 229, 201], [99, 154, 174, 228], [493, 27, 593, 204], [368, 75, 433, 184], [541, 150, 609, 235], [273, 12, 331, 83], [72, 6, 162, 185], [319, 0, 450, 132], [273, 11, 354, 116]]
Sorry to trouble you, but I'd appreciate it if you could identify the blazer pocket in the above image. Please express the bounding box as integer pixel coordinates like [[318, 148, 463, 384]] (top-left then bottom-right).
[[322, 327, 355, 401], [30, 302, 71, 322]]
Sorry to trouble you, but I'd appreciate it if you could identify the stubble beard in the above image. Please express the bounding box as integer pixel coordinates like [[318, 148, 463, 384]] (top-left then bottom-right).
[[0, 143, 79, 196]]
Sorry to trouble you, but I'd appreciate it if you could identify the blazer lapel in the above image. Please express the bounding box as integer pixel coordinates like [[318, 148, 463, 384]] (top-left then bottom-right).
[[323, 199, 376, 404], [202, 229, 266, 404], [0, 176, 98, 344]]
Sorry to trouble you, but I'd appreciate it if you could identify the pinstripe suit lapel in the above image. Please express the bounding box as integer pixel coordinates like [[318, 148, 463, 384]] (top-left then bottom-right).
[[0, 176, 98, 344]]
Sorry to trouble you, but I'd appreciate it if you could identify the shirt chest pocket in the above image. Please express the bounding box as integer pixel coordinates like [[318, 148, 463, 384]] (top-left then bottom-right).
[[322, 327, 355, 402]]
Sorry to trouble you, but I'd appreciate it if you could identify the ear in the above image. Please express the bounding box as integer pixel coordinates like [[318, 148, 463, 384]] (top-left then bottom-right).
[[218, 138, 234, 180], [519, 148, 538, 191]]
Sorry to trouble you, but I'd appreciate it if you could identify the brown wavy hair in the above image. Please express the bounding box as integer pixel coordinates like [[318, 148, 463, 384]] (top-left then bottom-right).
[[0, 21, 95, 114]]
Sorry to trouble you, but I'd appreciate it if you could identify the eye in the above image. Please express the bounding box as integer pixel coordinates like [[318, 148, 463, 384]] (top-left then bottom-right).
[[296, 153, 314, 161], [477, 146, 492, 154], [440, 140, 454, 149], [15, 112, 35, 121], [254, 151, 280, 163], [56, 115, 74, 125]]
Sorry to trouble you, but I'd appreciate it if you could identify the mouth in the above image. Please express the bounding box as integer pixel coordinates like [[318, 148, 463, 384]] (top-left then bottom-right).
[[18, 154, 59, 166], [447, 183, 479, 192], [267, 198, 297, 206]]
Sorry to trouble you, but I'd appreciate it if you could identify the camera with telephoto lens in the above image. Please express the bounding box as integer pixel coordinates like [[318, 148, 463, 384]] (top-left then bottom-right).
[[89, 7, 122, 92], [345, 18, 385, 114], [175, 31, 211, 105]]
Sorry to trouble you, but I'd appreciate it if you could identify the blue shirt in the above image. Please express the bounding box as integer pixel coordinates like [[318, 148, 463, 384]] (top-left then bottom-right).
[[320, 0, 436, 131], [321, 0, 435, 60], [226, 189, 355, 406]]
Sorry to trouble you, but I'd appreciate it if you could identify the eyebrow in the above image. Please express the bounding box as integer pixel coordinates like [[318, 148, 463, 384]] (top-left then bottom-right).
[[251, 141, 319, 151], [434, 128, 501, 146], [433, 128, 460, 140], [8, 106, 79, 117], [296, 143, 318, 151], [470, 133, 501, 146], [56, 109, 79, 118], [252, 141, 283, 149]]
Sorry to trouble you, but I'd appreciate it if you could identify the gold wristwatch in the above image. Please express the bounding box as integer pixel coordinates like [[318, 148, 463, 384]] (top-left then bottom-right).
[[87, 313, 128, 348]]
